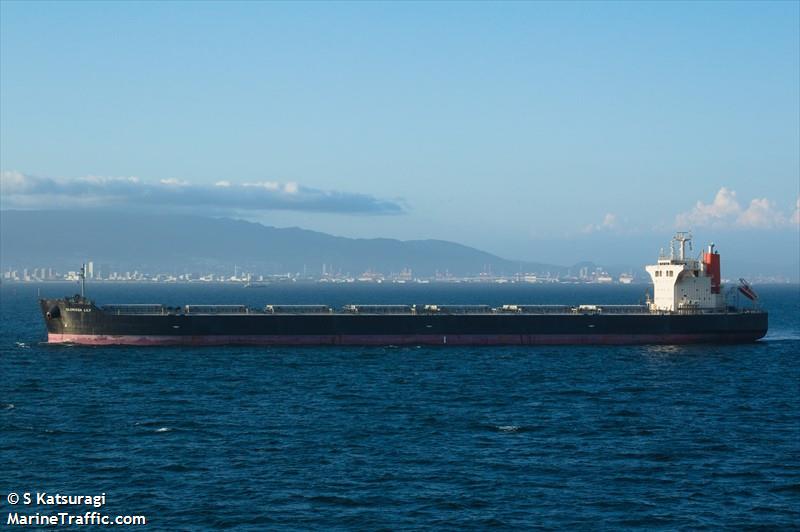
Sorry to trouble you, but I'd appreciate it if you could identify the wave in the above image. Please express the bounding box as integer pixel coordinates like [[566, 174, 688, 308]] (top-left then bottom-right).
[[764, 333, 800, 341]]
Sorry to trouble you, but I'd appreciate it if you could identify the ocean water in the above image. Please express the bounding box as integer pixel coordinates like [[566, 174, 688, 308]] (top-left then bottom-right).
[[1, 282, 798, 530]]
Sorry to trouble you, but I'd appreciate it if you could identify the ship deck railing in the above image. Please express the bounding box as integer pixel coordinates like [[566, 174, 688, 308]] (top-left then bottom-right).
[[422, 305, 494, 314], [499, 305, 573, 314], [343, 305, 416, 314], [101, 304, 170, 315], [266, 305, 333, 314], [184, 305, 250, 314], [98, 304, 759, 316]]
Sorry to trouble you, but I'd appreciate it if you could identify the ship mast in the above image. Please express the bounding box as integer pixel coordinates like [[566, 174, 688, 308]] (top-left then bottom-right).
[[79, 263, 86, 299], [672, 231, 692, 261]]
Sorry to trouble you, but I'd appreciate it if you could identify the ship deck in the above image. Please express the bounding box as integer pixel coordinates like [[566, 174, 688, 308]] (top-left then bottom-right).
[[97, 304, 759, 317]]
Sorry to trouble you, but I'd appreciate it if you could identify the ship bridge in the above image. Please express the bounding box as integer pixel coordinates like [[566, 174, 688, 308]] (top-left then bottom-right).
[[645, 232, 724, 312]]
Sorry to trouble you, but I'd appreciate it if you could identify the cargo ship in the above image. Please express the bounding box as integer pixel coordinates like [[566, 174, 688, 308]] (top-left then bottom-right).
[[39, 233, 767, 346]]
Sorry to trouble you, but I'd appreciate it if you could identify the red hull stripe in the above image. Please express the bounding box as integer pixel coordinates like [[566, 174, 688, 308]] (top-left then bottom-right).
[[47, 333, 760, 346]]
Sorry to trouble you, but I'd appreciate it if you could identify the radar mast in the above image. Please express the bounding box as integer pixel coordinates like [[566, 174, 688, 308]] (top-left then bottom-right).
[[672, 232, 692, 261]]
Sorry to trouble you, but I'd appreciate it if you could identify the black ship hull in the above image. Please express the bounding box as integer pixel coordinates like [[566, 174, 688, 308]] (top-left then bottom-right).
[[40, 299, 768, 346]]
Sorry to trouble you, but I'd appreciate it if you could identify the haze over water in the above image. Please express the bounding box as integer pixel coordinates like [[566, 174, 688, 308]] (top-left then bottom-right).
[[2, 283, 798, 529]]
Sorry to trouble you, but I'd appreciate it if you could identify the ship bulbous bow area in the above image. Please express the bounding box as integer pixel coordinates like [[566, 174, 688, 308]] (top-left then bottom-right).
[[39, 295, 97, 337]]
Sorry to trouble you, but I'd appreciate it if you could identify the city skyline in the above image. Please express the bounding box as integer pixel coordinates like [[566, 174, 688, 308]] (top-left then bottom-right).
[[3, 262, 637, 285]]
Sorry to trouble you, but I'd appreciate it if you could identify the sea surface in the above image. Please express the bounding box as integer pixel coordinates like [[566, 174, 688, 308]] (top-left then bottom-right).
[[1, 282, 798, 530]]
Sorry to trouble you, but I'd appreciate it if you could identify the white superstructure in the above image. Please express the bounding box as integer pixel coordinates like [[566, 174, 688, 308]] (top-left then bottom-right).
[[645, 232, 724, 312]]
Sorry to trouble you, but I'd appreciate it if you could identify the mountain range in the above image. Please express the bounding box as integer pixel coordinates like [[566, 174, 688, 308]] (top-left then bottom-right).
[[0, 210, 572, 277]]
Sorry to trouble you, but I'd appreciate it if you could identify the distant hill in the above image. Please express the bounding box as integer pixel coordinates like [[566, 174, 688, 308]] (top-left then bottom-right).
[[0, 210, 564, 277]]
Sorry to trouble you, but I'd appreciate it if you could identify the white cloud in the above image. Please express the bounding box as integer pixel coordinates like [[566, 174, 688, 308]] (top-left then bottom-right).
[[0, 171, 404, 215], [675, 187, 796, 230], [0, 170, 26, 191], [582, 213, 617, 233], [240, 181, 299, 194], [737, 198, 785, 228], [675, 187, 741, 228], [243, 181, 281, 191], [792, 198, 800, 226], [82, 175, 139, 184], [160, 178, 189, 186]]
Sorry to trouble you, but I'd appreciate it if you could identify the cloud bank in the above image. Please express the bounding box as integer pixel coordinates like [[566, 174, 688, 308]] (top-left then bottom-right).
[[0, 171, 405, 215], [676, 187, 799, 229]]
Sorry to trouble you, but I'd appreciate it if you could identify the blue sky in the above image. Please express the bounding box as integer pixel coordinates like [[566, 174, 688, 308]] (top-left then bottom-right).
[[1, 1, 798, 273]]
